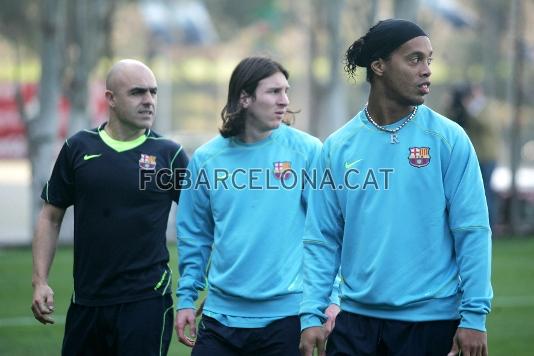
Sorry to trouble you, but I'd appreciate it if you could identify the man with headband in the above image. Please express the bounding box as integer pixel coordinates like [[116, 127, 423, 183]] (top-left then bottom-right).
[[299, 19, 492, 356]]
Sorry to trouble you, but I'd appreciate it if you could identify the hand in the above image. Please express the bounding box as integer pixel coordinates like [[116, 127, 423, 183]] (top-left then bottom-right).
[[175, 308, 197, 347], [31, 283, 55, 324], [447, 327, 488, 356], [299, 326, 327, 356], [323, 304, 340, 335]]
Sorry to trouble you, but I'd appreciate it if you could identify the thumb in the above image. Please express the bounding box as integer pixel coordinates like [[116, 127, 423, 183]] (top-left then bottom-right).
[[189, 317, 197, 338], [46, 293, 55, 311], [447, 339, 459, 356]]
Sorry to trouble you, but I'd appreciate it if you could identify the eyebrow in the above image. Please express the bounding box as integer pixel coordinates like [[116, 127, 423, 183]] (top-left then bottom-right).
[[266, 84, 290, 90], [128, 86, 158, 94], [409, 49, 433, 56]]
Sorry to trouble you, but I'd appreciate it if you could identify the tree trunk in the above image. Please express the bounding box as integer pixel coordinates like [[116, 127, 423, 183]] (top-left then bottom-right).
[[475, 0, 508, 99], [67, 0, 116, 135], [309, 0, 347, 140], [26, 0, 66, 231], [393, 0, 421, 21], [508, 0, 525, 233]]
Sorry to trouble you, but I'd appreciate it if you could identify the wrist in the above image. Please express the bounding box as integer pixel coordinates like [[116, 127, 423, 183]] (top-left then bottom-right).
[[32, 278, 48, 288]]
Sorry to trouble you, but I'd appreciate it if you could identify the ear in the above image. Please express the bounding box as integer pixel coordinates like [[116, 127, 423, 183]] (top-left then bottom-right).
[[370, 58, 385, 77], [105, 90, 115, 108], [240, 91, 251, 109]]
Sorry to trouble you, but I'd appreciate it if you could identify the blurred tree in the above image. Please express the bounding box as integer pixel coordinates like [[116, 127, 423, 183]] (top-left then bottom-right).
[[508, 0, 525, 233], [3, 0, 117, 231], [23, 0, 66, 230], [306, 0, 381, 138], [0, 0, 40, 83], [308, 0, 347, 139], [472, 0, 509, 98], [64, 0, 117, 135], [203, 0, 279, 39], [367, 0, 380, 25], [0, 0, 39, 49], [393, 0, 421, 21]]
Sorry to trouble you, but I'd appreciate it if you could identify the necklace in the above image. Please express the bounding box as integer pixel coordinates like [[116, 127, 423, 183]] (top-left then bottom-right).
[[364, 106, 417, 144]]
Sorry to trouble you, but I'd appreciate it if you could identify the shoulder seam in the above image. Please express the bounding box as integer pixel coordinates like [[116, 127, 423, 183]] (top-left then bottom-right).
[[328, 121, 366, 156], [411, 120, 453, 152], [197, 146, 231, 169], [271, 129, 319, 165], [83, 129, 98, 135], [170, 146, 184, 168]]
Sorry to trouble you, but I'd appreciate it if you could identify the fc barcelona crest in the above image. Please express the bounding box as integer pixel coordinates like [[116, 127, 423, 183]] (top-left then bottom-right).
[[139, 154, 157, 170], [273, 161, 292, 179], [408, 147, 430, 168]]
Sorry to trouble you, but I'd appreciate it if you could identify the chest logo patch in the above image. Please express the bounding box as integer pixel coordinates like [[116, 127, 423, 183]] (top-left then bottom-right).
[[273, 161, 292, 179], [83, 153, 101, 161], [408, 147, 431, 168], [139, 154, 157, 170]]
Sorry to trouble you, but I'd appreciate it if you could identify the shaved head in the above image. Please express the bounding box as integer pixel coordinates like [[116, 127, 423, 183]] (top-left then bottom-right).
[[104, 59, 158, 139], [106, 59, 155, 92]]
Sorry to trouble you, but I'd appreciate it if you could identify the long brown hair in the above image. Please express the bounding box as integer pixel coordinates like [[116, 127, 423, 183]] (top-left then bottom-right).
[[220, 56, 295, 138]]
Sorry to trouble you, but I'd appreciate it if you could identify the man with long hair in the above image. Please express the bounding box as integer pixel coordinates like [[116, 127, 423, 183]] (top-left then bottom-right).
[[174, 56, 334, 355]]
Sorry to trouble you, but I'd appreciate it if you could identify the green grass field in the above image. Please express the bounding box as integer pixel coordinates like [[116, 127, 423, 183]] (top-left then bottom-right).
[[1, 237, 533, 355]]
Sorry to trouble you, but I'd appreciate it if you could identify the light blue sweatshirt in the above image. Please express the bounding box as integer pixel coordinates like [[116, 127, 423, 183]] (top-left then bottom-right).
[[300, 105, 493, 332], [177, 124, 322, 327]]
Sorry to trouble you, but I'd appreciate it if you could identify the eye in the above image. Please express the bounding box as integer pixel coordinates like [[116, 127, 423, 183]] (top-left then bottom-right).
[[150, 88, 158, 95], [131, 89, 147, 96], [408, 56, 419, 64], [427, 57, 433, 65]]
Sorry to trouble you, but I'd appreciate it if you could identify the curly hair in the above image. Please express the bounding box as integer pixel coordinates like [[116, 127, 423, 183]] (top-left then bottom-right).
[[345, 19, 426, 83], [344, 21, 385, 83]]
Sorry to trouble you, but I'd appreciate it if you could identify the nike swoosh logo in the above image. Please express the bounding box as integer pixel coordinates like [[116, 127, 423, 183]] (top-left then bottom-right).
[[84, 154, 102, 161], [344, 159, 363, 169]]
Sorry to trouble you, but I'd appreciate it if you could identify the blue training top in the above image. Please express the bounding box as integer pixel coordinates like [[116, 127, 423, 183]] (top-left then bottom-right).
[[300, 105, 493, 332], [177, 124, 322, 327]]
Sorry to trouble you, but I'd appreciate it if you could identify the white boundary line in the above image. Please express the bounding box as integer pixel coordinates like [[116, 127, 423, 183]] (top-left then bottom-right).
[[492, 296, 534, 307], [0, 316, 66, 327]]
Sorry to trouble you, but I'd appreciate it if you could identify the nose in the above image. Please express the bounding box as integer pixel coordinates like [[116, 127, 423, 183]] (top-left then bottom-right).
[[421, 62, 431, 78], [143, 91, 156, 106], [278, 92, 289, 106]]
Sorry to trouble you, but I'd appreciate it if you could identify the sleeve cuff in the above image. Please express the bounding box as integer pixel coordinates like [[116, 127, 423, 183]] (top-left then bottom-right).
[[176, 294, 195, 310], [459, 312, 487, 332], [300, 313, 324, 331]]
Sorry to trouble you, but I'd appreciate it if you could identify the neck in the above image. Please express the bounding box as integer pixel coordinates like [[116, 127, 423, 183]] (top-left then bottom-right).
[[237, 125, 274, 144], [367, 95, 415, 126], [105, 120, 146, 141]]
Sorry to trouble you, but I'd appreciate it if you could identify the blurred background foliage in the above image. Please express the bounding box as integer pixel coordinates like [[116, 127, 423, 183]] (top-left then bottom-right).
[[0, 0, 533, 234], [0, 1, 533, 354]]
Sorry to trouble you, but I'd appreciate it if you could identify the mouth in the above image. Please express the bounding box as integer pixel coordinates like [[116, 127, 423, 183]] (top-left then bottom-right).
[[139, 110, 153, 116], [418, 82, 431, 95]]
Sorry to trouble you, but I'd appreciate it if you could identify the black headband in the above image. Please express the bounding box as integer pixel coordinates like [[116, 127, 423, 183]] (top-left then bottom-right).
[[357, 19, 428, 67]]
